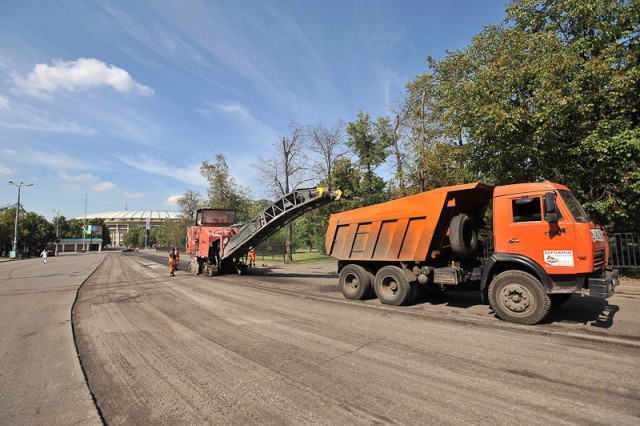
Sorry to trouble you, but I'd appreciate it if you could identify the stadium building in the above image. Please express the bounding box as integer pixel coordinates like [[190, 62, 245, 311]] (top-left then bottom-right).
[[80, 210, 181, 247]]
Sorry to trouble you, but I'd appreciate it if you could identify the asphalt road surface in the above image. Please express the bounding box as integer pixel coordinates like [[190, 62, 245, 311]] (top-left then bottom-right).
[[2, 252, 639, 425], [0, 252, 104, 426]]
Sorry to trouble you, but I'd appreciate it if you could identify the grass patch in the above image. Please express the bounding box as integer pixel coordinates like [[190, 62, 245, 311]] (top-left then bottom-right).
[[257, 250, 334, 265], [619, 268, 640, 279]]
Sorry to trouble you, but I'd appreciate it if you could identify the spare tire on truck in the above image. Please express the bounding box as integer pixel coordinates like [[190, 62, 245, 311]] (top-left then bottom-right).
[[450, 213, 478, 259]]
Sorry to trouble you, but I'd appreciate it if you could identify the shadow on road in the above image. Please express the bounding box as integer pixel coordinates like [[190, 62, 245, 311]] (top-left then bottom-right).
[[542, 297, 618, 327], [248, 267, 338, 280], [410, 290, 618, 327], [410, 289, 482, 309]]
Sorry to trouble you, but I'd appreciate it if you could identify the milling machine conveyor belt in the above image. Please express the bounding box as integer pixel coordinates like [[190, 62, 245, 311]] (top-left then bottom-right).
[[221, 187, 340, 261]]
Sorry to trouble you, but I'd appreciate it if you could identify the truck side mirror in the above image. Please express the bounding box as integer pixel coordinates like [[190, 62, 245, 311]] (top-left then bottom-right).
[[544, 192, 558, 223]]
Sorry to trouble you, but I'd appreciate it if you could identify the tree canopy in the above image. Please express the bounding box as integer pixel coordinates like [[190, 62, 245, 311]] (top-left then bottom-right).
[[401, 0, 639, 229]]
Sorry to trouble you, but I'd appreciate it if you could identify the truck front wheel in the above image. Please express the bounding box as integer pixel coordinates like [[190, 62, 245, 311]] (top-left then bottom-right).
[[374, 266, 414, 306], [488, 270, 551, 325], [339, 264, 372, 300]]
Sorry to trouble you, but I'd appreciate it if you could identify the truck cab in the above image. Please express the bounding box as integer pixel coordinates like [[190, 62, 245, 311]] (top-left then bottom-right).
[[485, 182, 619, 322]]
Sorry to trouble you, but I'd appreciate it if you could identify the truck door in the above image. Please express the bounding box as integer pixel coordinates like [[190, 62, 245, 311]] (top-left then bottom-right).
[[494, 193, 577, 275]]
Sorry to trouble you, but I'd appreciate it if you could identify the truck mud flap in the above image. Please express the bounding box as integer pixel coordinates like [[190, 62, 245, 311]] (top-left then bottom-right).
[[588, 269, 620, 299]]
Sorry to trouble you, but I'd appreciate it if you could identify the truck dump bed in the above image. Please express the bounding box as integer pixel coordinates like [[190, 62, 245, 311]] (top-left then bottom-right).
[[324, 183, 493, 262]]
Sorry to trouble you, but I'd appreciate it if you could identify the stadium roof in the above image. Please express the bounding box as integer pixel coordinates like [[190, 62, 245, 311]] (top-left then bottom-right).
[[76, 210, 182, 220]]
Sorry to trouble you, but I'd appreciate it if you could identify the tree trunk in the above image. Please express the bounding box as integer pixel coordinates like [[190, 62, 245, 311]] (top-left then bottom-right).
[[285, 223, 293, 262], [419, 91, 426, 192], [393, 115, 405, 196]]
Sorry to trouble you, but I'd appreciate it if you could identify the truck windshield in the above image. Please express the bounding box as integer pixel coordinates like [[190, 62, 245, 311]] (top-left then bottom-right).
[[558, 190, 590, 223]]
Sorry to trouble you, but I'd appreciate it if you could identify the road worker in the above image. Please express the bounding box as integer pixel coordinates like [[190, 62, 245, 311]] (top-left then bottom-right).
[[248, 246, 256, 267], [169, 248, 178, 276]]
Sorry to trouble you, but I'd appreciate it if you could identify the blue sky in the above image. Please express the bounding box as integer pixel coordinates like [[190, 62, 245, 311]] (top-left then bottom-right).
[[0, 0, 506, 220]]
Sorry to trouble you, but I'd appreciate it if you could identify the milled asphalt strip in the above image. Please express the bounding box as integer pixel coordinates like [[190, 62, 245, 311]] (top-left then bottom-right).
[[134, 250, 640, 348], [71, 255, 108, 426]]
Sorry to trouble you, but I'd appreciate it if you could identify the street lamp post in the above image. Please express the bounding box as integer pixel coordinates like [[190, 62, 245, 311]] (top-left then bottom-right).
[[83, 194, 87, 252], [8, 181, 33, 258], [52, 209, 65, 256]]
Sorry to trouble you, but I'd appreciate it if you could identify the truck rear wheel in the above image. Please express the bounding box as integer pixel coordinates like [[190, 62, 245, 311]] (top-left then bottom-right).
[[488, 270, 551, 325], [374, 266, 414, 306], [450, 213, 478, 259], [339, 264, 372, 300]]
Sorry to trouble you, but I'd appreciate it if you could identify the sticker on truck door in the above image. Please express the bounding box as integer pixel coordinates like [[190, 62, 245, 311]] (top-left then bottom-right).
[[544, 250, 574, 267]]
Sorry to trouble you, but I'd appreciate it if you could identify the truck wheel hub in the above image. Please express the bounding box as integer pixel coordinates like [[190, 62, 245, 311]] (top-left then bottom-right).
[[501, 284, 531, 312], [348, 276, 359, 289], [381, 276, 398, 294]]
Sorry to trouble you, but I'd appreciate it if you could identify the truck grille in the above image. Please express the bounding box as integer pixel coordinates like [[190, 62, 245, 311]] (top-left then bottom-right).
[[593, 246, 606, 270]]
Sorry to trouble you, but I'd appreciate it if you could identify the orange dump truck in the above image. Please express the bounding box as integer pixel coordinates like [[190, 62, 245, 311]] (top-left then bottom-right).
[[324, 182, 619, 324]]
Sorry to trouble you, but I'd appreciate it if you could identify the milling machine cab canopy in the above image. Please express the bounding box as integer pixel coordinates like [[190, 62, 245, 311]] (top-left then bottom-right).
[[195, 209, 237, 226]]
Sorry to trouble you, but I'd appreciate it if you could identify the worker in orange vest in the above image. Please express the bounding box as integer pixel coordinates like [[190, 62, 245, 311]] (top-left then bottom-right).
[[249, 246, 256, 267], [169, 247, 178, 276]]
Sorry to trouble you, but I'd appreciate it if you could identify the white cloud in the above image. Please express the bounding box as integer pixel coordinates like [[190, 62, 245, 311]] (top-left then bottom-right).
[[7, 148, 110, 172], [118, 155, 207, 186], [63, 184, 81, 191], [124, 192, 145, 199], [164, 195, 180, 206], [58, 171, 99, 182], [0, 165, 16, 174], [13, 58, 154, 98], [92, 181, 115, 192], [204, 102, 250, 117], [0, 95, 8, 108], [1, 116, 98, 135]]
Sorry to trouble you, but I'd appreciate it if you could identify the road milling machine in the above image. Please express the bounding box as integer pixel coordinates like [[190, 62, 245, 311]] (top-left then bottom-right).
[[187, 187, 340, 276]]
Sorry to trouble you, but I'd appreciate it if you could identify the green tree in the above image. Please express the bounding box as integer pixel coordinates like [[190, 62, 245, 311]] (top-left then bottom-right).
[[154, 218, 189, 248], [52, 215, 67, 242], [0, 207, 15, 253], [329, 157, 365, 210], [256, 122, 311, 261], [200, 154, 253, 221], [177, 189, 205, 220], [399, 74, 476, 194], [307, 120, 348, 190], [84, 219, 111, 246], [417, 0, 639, 229], [123, 226, 145, 247], [293, 210, 327, 252], [62, 219, 85, 239], [21, 212, 54, 255], [346, 112, 391, 205]]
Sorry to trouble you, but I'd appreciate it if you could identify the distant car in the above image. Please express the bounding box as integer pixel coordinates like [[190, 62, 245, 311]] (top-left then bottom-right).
[[121, 248, 136, 253]]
